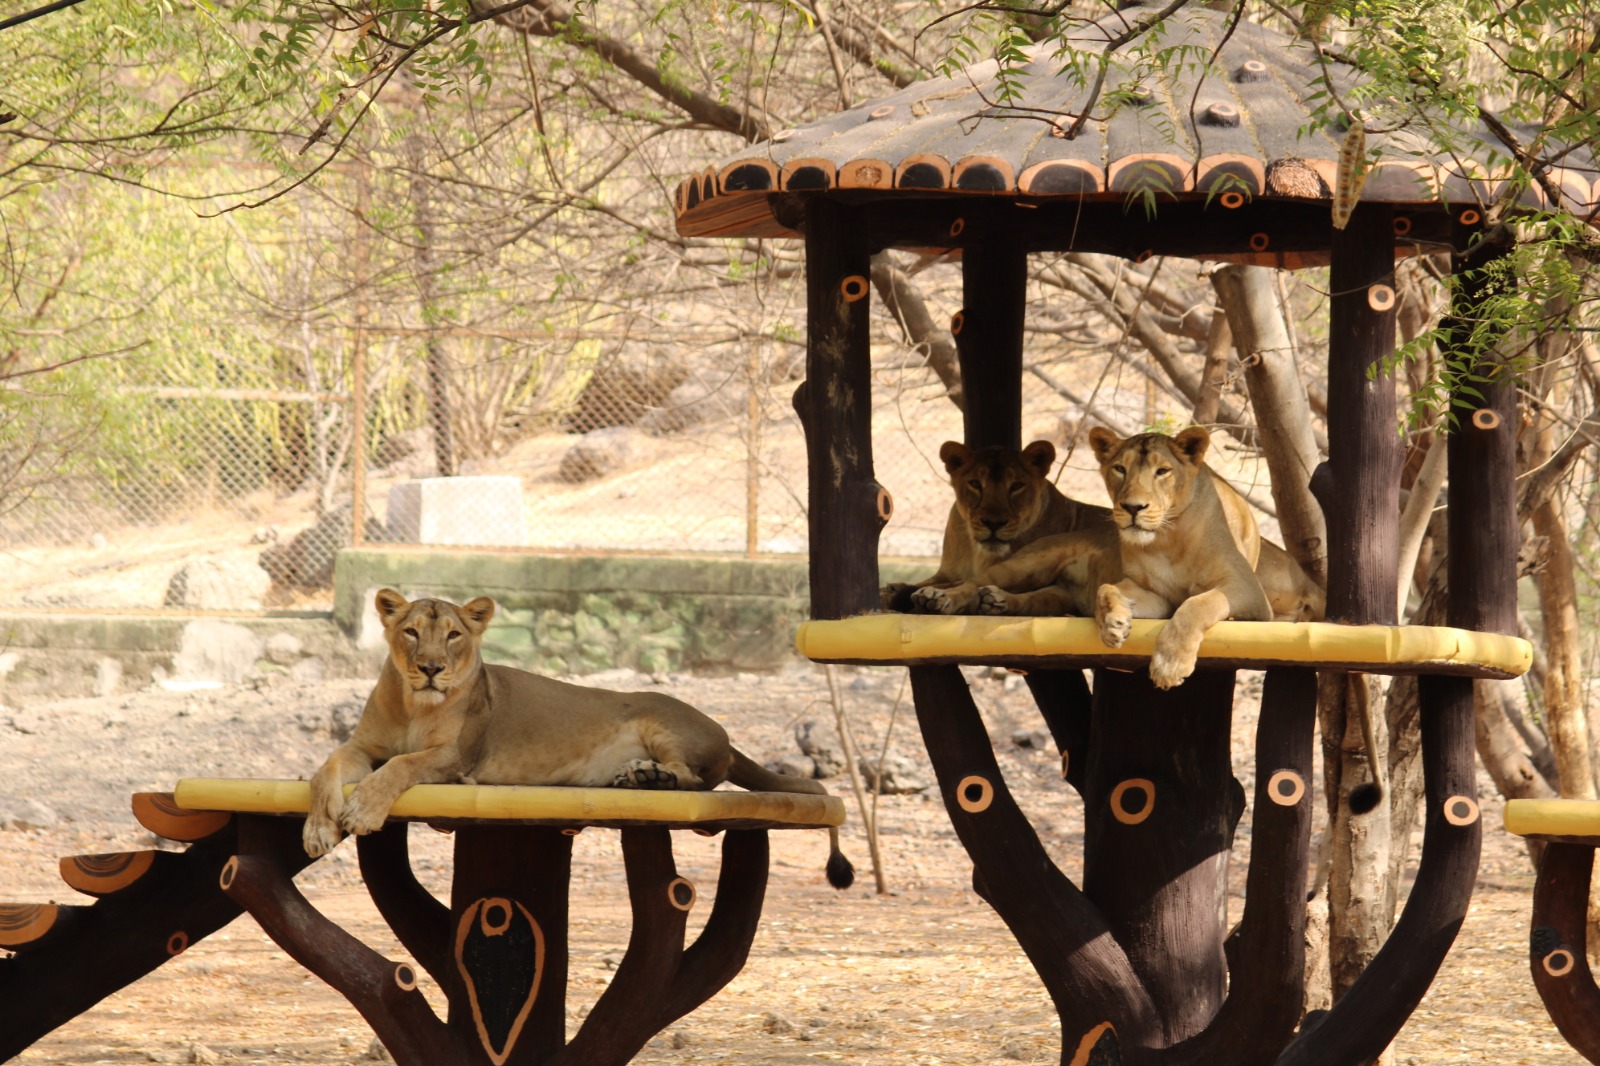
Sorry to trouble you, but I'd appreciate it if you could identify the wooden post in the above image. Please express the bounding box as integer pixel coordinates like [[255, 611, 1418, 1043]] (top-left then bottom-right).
[[955, 209, 1027, 450], [1528, 843, 1600, 1061], [796, 197, 883, 620]]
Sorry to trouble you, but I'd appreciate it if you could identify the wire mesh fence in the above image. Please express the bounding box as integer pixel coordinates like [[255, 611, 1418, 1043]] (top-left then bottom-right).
[[0, 263, 1174, 616]]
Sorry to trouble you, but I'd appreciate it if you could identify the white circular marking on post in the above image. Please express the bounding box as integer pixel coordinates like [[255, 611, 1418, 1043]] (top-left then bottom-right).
[[1367, 284, 1396, 312], [1443, 795, 1480, 827], [667, 877, 698, 912], [395, 963, 419, 991], [1471, 408, 1501, 431], [956, 775, 994, 813], [219, 857, 239, 891], [1267, 770, 1306, 807], [1544, 948, 1576, 977]]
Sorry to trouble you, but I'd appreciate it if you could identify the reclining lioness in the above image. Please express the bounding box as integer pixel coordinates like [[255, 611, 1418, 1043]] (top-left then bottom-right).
[[303, 588, 854, 889]]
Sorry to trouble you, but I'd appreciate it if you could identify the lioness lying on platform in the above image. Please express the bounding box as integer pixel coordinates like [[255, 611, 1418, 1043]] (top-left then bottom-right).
[[1089, 425, 1272, 688], [880, 439, 1114, 612], [303, 588, 854, 889], [902, 440, 1324, 624]]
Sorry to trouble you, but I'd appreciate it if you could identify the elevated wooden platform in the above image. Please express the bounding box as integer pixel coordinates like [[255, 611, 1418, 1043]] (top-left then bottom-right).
[[796, 615, 1532, 679], [173, 779, 845, 831]]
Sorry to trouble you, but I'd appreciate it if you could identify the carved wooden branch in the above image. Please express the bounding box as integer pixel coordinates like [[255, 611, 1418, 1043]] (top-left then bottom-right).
[[357, 822, 451, 987]]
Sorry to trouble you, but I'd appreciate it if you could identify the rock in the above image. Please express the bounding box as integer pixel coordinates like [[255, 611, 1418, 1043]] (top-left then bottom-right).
[[164, 558, 272, 610], [363, 1038, 394, 1062], [1000, 1038, 1032, 1060], [186, 1046, 219, 1066], [638, 377, 743, 437], [329, 699, 364, 742], [670, 1031, 691, 1049], [558, 427, 656, 484], [289, 657, 326, 682], [858, 751, 932, 795], [768, 754, 817, 780], [563, 354, 687, 434], [1011, 728, 1052, 751], [172, 620, 265, 686], [794, 720, 846, 778], [142, 1050, 176, 1064], [93, 657, 123, 698], [259, 505, 385, 591], [264, 633, 304, 666], [761, 1012, 795, 1035], [0, 797, 59, 831]]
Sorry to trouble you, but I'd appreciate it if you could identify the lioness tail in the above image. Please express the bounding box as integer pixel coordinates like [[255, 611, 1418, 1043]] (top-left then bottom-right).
[[728, 749, 855, 890]]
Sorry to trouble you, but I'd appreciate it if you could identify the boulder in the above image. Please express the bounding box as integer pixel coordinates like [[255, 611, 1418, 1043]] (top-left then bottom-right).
[[558, 427, 655, 483], [164, 558, 272, 610]]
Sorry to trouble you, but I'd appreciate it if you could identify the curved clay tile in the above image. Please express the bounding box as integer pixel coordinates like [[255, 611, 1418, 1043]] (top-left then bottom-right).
[[675, 0, 1598, 255]]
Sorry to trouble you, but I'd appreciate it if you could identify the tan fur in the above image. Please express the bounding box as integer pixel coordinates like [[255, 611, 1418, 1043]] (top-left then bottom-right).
[[304, 590, 852, 887], [1087, 426, 1272, 689], [881, 439, 1113, 613]]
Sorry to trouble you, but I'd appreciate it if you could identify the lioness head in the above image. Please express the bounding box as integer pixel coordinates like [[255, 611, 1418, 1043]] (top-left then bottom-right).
[[1087, 426, 1209, 546], [374, 588, 495, 707], [938, 439, 1057, 548]]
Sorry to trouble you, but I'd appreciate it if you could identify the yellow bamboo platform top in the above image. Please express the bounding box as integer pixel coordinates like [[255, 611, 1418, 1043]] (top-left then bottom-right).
[[1504, 799, 1600, 840], [796, 616, 1531, 680], [173, 778, 845, 831]]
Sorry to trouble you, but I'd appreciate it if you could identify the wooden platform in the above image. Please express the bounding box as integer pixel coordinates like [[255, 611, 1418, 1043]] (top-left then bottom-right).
[[173, 779, 846, 831], [796, 615, 1533, 679]]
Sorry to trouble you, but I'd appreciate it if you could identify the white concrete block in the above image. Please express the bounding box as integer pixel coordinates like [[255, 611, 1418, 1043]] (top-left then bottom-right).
[[386, 476, 528, 547]]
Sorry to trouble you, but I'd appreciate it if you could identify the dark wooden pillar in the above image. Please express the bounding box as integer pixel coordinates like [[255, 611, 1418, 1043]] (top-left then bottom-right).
[[797, 197, 883, 620], [1083, 668, 1236, 1045], [1312, 204, 1400, 625], [956, 211, 1027, 450], [1528, 842, 1600, 1061]]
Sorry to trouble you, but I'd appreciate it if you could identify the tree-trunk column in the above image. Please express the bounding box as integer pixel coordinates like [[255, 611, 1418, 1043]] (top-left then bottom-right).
[[956, 210, 1027, 450], [797, 197, 883, 620]]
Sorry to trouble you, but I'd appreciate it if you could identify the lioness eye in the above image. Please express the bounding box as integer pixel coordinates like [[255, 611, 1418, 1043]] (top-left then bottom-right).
[[1009, 481, 1024, 494], [1156, 466, 1172, 476], [967, 479, 983, 491], [403, 628, 418, 640], [1111, 465, 1126, 476], [447, 631, 462, 641]]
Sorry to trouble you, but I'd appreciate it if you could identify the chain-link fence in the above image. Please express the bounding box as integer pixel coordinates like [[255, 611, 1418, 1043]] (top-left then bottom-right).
[[1, 262, 1173, 615]]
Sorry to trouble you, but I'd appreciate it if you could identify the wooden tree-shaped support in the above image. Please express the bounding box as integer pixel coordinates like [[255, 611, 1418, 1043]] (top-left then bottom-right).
[[181, 778, 827, 1066]]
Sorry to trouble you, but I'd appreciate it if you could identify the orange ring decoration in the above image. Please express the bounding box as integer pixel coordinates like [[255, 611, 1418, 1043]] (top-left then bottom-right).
[[1267, 770, 1306, 807], [1442, 795, 1480, 827], [1110, 778, 1156, 825], [1367, 284, 1396, 312], [480, 898, 513, 936], [956, 775, 994, 813], [218, 857, 238, 891], [840, 275, 869, 303], [667, 877, 698, 912], [1393, 215, 1413, 236], [1220, 191, 1245, 209], [950, 311, 966, 336], [1471, 408, 1501, 430], [1249, 232, 1270, 252], [1459, 208, 1482, 225], [876, 487, 894, 522], [1544, 948, 1577, 977], [949, 218, 966, 238], [395, 963, 419, 991], [166, 931, 189, 957]]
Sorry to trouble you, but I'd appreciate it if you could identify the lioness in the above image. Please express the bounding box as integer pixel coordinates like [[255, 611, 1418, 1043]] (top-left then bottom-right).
[[1088, 425, 1272, 688], [303, 588, 854, 889], [881, 439, 1112, 611]]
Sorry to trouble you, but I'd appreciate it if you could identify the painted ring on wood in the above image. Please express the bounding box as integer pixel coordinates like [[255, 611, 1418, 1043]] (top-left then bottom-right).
[[1110, 779, 1156, 825], [667, 877, 698, 911], [1249, 232, 1270, 252], [1471, 408, 1501, 430], [1059, 752, 1070, 781], [1367, 284, 1396, 312], [1459, 208, 1482, 225], [1134, 249, 1154, 264], [561, 827, 583, 836], [1219, 190, 1246, 209], [840, 275, 869, 303], [218, 856, 238, 891], [1443, 794, 1480, 826], [1544, 948, 1577, 977], [1393, 215, 1413, 236], [692, 828, 717, 837], [395, 963, 419, 991], [1267, 770, 1306, 807], [876, 487, 894, 522], [949, 218, 966, 238], [166, 931, 189, 957], [956, 775, 995, 813], [950, 311, 966, 336], [870, 105, 896, 120], [481, 898, 514, 936], [429, 823, 454, 835]]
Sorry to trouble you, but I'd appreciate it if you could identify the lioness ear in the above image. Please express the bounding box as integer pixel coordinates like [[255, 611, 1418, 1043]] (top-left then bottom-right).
[[938, 441, 973, 475], [1087, 427, 1121, 465], [1021, 440, 1056, 477], [459, 596, 496, 633], [374, 588, 409, 627], [1173, 426, 1210, 464]]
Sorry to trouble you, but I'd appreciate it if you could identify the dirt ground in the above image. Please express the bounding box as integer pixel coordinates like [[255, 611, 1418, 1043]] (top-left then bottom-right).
[[0, 664, 1584, 1066]]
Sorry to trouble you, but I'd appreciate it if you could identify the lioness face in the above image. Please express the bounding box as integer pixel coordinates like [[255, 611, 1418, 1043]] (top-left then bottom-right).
[[938, 439, 1057, 548], [1088, 426, 1209, 547], [374, 588, 495, 707]]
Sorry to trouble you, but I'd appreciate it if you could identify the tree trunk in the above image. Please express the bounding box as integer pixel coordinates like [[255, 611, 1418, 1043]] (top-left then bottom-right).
[[407, 132, 458, 477], [1532, 497, 1595, 801], [1210, 264, 1327, 585]]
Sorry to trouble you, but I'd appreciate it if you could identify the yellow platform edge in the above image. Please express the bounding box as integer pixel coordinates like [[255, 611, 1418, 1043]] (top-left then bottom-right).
[[173, 778, 845, 829], [1504, 798, 1600, 839], [795, 616, 1532, 678]]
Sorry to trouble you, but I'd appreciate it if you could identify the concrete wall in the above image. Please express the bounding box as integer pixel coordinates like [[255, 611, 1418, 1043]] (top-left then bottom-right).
[[0, 550, 927, 700]]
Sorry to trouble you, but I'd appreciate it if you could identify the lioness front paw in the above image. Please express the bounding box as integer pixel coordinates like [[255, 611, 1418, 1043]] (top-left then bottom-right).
[[1148, 650, 1197, 689], [910, 587, 956, 614], [976, 586, 1012, 615], [337, 783, 393, 838], [613, 759, 679, 790], [302, 815, 344, 859], [1095, 585, 1132, 648]]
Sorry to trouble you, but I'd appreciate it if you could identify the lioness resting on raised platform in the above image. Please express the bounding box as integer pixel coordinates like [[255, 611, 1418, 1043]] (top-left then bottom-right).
[[880, 439, 1109, 611], [303, 588, 854, 889], [1089, 425, 1272, 688]]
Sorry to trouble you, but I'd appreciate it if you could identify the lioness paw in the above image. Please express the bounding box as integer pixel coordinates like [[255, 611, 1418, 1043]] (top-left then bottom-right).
[[337, 784, 393, 837], [302, 816, 344, 858], [976, 586, 1012, 615], [910, 587, 956, 614], [1148, 652, 1196, 689], [613, 758, 679, 790]]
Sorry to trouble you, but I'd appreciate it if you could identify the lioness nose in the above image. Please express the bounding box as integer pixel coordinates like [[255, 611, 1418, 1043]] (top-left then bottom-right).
[[419, 664, 444, 679], [983, 518, 1006, 533], [1122, 503, 1146, 520]]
